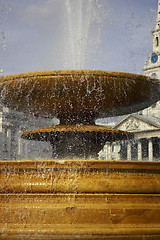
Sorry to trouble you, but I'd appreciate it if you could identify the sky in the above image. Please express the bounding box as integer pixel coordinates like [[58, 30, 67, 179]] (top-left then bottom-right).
[[0, 0, 158, 75]]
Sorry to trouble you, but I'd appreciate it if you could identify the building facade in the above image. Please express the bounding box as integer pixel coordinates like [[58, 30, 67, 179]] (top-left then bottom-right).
[[143, 0, 160, 118], [143, 0, 160, 79], [99, 114, 160, 161], [0, 105, 53, 160], [99, 0, 160, 161]]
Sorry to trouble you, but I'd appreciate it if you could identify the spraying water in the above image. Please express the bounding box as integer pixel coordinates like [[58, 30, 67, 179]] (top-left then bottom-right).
[[64, 0, 105, 69], [0, 0, 12, 74]]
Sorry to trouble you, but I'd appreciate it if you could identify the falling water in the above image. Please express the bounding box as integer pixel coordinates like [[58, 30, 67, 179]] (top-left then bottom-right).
[[64, 0, 105, 69], [0, 0, 12, 75]]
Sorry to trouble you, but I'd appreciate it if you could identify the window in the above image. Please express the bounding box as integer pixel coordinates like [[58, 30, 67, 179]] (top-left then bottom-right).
[[151, 73, 157, 78], [156, 37, 159, 46]]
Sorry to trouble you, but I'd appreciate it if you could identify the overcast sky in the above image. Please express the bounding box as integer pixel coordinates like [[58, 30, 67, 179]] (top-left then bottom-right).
[[0, 0, 158, 75]]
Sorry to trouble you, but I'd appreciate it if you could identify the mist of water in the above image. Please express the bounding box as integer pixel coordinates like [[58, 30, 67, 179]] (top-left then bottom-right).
[[0, 0, 12, 75], [64, 0, 105, 69]]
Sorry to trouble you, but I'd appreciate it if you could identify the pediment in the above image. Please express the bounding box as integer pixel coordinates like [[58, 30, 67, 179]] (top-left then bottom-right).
[[114, 115, 160, 132]]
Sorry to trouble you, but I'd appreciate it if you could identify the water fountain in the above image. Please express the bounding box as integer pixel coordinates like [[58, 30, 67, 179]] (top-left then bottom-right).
[[1, 1, 160, 239], [0, 69, 160, 240]]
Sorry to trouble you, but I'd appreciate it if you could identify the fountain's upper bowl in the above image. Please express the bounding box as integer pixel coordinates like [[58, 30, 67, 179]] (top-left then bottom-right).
[[0, 70, 159, 122]]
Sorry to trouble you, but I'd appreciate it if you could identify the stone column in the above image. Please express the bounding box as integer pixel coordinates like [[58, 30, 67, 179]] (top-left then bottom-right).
[[10, 128, 19, 160], [106, 142, 112, 160], [17, 132, 22, 159], [114, 143, 121, 160], [98, 144, 107, 160], [138, 139, 142, 161], [20, 139, 28, 160], [102, 144, 107, 160], [127, 142, 132, 160], [6, 128, 11, 160], [148, 138, 153, 161]]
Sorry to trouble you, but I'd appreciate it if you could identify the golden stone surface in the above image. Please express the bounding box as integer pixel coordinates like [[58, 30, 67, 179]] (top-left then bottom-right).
[[1, 159, 160, 239], [0, 70, 159, 121]]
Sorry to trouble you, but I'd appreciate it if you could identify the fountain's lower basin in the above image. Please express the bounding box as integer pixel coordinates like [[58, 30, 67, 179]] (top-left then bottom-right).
[[1, 159, 160, 239], [21, 126, 133, 159]]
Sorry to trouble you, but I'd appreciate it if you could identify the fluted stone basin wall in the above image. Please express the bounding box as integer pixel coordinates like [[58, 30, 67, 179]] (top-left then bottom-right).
[[1, 159, 160, 239], [1, 160, 160, 194]]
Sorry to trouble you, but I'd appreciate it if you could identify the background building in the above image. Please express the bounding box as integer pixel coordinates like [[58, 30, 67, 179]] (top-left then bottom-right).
[[99, 0, 160, 161], [0, 105, 53, 160]]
